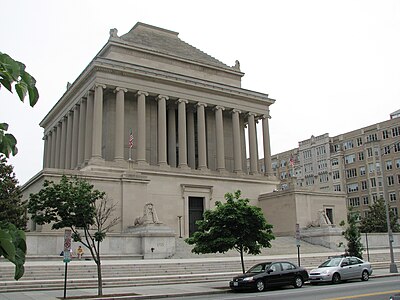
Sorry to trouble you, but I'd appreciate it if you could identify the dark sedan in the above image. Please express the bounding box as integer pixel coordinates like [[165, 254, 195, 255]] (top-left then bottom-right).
[[229, 261, 309, 292]]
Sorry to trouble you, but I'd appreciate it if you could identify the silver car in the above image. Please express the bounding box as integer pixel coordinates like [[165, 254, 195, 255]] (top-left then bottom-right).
[[309, 256, 372, 284]]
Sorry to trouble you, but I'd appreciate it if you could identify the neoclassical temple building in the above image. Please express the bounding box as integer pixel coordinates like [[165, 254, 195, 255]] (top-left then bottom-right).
[[23, 23, 279, 254]]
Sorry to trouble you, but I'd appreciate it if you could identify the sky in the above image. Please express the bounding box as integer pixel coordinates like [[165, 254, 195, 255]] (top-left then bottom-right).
[[1, 0, 399, 185]]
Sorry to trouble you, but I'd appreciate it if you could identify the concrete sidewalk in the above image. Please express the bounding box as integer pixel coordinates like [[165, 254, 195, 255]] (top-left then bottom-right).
[[0, 268, 399, 300]]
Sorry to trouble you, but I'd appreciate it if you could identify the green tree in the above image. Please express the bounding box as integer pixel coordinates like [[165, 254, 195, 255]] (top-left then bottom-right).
[[0, 51, 38, 280], [359, 197, 400, 233], [0, 157, 28, 229], [340, 209, 364, 259], [28, 175, 120, 296], [186, 190, 275, 273]]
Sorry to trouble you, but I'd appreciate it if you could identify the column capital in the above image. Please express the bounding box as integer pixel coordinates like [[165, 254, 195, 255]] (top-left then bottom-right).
[[73, 103, 80, 110], [177, 98, 188, 104], [86, 90, 94, 98], [137, 90, 149, 97], [196, 102, 207, 108], [157, 94, 169, 101], [94, 83, 106, 90], [79, 97, 87, 105], [232, 108, 242, 114], [115, 87, 128, 93], [262, 113, 272, 119], [214, 105, 225, 111]]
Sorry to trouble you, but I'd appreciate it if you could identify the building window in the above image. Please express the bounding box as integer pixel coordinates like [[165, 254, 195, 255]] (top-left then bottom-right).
[[363, 196, 369, 205], [347, 183, 359, 193], [348, 197, 360, 207], [361, 180, 368, 190], [319, 173, 329, 183], [360, 166, 366, 176], [345, 154, 356, 164], [346, 168, 357, 178], [303, 150, 312, 159], [304, 163, 313, 173], [332, 158, 339, 166], [356, 137, 363, 146], [358, 152, 364, 161], [392, 126, 400, 137], [372, 193, 378, 202], [394, 142, 400, 153], [305, 176, 314, 185], [382, 130, 390, 140], [318, 160, 327, 170], [343, 140, 354, 150], [389, 192, 397, 202], [384, 145, 391, 155], [333, 144, 340, 152], [280, 160, 287, 167], [370, 178, 376, 187], [368, 163, 375, 173], [398, 174, 400, 184], [280, 171, 287, 179], [366, 133, 378, 142], [316, 146, 326, 156], [396, 159, 400, 169], [367, 148, 373, 157], [387, 175, 394, 186], [391, 207, 399, 217], [334, 184, 341, 191], [333, 170, 340, 180], [386, 160, 393, 170], [272, 162, 278, 171]]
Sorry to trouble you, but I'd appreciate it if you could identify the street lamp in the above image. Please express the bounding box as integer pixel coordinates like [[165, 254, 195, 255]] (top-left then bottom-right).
[[380, 143, 398, 273]]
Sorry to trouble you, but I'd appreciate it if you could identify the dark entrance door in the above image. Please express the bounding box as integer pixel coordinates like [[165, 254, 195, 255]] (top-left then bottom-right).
[[189, 197, 204, 236], [325, 208, 333, 224]]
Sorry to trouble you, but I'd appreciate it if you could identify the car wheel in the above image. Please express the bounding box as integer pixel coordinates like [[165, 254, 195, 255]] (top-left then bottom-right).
[[332, 273, 341, 284], [255, 279, 265, 292], [293, 276, 303, 288], [361, 270, 369, 281]]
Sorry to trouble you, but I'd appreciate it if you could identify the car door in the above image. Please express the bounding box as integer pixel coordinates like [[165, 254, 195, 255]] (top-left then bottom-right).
[[280, 262, 297, 285], [348, 257, 363, 279], [339, 258, 353, 280], [266, 262, 284, 286]]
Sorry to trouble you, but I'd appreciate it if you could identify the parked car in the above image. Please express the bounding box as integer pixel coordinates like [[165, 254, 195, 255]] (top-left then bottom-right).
[[229, 261, 309, 292], [309, 256, 372, 284], [389, 294, 400, 300]]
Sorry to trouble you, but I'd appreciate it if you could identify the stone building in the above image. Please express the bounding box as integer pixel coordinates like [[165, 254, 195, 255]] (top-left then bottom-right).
[[271, 112, 400, 221], [22, 22, 279, 254]]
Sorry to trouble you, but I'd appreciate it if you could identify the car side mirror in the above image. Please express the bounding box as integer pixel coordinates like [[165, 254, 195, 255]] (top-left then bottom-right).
[[267, 269, 273, 274]]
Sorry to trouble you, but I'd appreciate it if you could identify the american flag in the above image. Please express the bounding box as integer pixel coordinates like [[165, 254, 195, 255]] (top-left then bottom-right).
[[129, 129, 133, 148]]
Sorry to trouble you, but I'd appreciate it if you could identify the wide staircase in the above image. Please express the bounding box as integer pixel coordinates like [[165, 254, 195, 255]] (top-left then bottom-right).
[[0, 237, 394, 293]]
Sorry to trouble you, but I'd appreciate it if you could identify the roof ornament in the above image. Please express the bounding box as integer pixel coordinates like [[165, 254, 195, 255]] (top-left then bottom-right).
[[234, 60, 241, 71], [109, 28, 118, 39]]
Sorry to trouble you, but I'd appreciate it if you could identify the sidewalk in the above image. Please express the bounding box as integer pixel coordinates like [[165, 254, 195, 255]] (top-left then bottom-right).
[[0, 268, 399, 300]]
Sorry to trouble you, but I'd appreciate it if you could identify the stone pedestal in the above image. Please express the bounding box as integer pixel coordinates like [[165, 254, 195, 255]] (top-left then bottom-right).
[[301, 226, 344, 251], [127, 224, 175, 259]]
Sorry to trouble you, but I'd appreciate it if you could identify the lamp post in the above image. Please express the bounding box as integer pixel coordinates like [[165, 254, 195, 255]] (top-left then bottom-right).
[[177, 216, 182, 238]]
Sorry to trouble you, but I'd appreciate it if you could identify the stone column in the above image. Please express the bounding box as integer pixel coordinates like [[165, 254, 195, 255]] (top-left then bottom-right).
[[232, 109, 243, 173], [59, 116, 67, 169], [77, 98, 87, 166], [157, 95, 168, 166], [71, 104, 80, 169], [215, 106, 225, 172], [114, 87, 127, 163], [187, 106, 195, 169], [43, 135, 49, 168], [45, 132, 52, 168], [167, 103, 176, 167], [196, 102, 208, 170], [262, 112, 273, 176], [137, 91, 148, 164], [65, 110, 73, 169], [177, 99, 188, 169], [248, 113, 258, 175], [84, 90, 94, 163], [91, 84, 106, 161], [50, 127, 57, 168], [54, 122, 62, 169]]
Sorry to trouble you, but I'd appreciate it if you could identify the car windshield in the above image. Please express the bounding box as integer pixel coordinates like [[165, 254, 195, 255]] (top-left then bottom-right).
[[319, 257, 342, 267], [247, 263, 271, 273]]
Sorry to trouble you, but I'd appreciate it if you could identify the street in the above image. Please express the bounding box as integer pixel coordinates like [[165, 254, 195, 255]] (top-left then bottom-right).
[[171, 277, 400, 300]]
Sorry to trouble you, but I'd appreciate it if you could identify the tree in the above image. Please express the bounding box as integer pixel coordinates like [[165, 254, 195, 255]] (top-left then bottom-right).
[[186, 190, 275, 273], [0, 157, 27, 229], [359, 197, 400, 233], [0, 51, 38, 279], [28, 175, 120, 296], [340, 209, 364, 259]]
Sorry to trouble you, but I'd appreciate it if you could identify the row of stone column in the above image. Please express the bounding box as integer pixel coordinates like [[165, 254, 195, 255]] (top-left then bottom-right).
[[43, 84, 273, 175]]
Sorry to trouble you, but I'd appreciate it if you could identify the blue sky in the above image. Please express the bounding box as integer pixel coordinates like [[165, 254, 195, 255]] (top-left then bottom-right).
[[1, 0, 399, 184]]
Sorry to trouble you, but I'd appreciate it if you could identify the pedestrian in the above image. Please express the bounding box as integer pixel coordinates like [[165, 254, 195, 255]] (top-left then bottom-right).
[[77, 246, 84, 260]]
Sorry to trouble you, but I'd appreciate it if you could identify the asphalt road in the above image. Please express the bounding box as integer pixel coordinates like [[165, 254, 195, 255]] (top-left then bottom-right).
[[173, 277, 400, 300]]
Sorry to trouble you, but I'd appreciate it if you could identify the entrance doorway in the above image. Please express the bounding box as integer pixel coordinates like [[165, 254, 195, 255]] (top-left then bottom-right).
[[189, 197, 204, 236], [325, 208, 333, 224]]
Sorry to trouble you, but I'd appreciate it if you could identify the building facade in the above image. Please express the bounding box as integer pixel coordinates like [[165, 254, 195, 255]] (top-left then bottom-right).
[[271, 113, 400, 221], [22, 23, 279, 241]]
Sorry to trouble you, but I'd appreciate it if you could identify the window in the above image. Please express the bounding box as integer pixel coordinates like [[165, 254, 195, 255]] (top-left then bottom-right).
[[363, 196, 369, 205], [316, 146, 326, 156], [318, 160, 327, 170], [386, 160, 393, 170], [372, 193, 378, 202], [382, 130, 390, 140], [343, 140, 354, 150], [346, 168, 357, 178], [359, 166, 366, 176], [272, 162, 278, 170], [333, 170, 340, 180], [366, 133, 378, 142], [280, 160, 287, 167], [348, 197, 360, 207], [304, 163, 313, 173], [345, 154, 356, 164], [387, 175, 394, 186], [361, 180, 368, 190], [303, 150, 312, 159], [347, 183, 359, 193], [389, 192, 397, 202], [356, 137, 363, 146], [368, 163, 375, 173], [358, 152, 364, 161], [367, 148, 373, 157], [374, 146, 380, 156], [384, 145, 391, 155], [320, 173, 329, 183], [370, 178, 376, 187], [394, 142, 400, 153], [376, 162, 381, 172], [332, 158, 339, 166], [396, 159, 400, 169], [333, 144, 340, 152], [334, 184, 341, 191], [391, 207, 399, 217], [392, 126, 400, 137], [280, 171, 287, 179], [306, 176, 314, 185]]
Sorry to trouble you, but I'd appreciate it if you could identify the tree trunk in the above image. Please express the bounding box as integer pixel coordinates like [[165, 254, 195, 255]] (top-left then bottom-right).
[[240, 248, 245, 273], [96, 261, 103, 296]]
